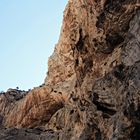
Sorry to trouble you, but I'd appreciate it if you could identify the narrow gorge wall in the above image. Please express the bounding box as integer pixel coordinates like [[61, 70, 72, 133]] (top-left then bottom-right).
[[0, 0, 140, 140]]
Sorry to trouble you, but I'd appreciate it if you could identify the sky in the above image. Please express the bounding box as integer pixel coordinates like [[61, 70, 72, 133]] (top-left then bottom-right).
[[0, 0, 67, 91]]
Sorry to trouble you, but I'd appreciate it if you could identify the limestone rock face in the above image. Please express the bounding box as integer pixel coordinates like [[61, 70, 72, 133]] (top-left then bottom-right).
[[0, 87, 63, 128], [0, 0, 140, 139]]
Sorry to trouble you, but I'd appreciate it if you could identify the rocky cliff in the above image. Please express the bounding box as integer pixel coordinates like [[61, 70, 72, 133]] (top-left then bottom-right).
[[0, 0, 140, 139]]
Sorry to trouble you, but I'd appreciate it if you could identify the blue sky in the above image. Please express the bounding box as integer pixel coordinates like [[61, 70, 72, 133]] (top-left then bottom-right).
[[0, 0, 67, 91]]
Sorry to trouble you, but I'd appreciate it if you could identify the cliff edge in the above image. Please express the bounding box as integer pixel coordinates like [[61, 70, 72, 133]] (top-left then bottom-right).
[[0, 0, 140, 139]]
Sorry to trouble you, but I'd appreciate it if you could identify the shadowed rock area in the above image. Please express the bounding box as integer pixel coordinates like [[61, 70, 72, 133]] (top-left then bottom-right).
[[0, 0, 140, 139]]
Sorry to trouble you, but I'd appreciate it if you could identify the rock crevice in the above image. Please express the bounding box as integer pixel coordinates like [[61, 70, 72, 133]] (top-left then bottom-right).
[[0, 0, 140, 139]]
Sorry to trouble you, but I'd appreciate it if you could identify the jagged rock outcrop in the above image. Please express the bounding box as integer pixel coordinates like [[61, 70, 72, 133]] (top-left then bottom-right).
[[0, 87, 63, 128], [0, 0, 140, 139]]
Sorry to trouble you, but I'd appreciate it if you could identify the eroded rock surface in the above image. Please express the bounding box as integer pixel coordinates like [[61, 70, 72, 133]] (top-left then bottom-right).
[[0, 0, 140, 139]]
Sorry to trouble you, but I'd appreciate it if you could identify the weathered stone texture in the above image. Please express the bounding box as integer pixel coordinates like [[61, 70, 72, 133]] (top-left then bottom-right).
[[0, 0, 140, 139]]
